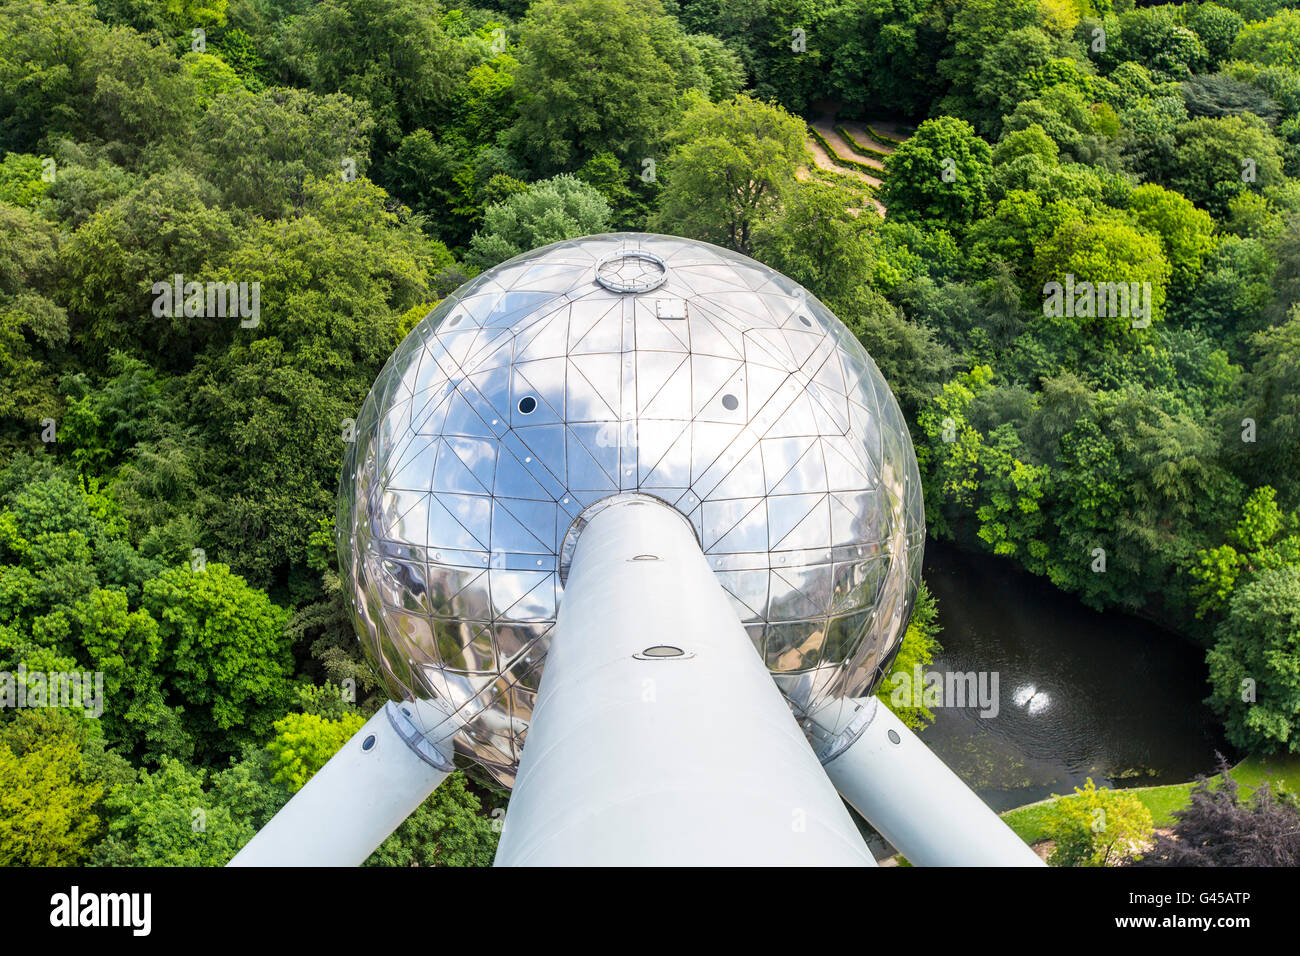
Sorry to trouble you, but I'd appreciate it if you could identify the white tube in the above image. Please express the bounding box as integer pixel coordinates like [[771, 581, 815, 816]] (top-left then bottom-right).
[[820, 697, 1043, 866], [494, 496, 875, 867], [229, 701, 454, 867]]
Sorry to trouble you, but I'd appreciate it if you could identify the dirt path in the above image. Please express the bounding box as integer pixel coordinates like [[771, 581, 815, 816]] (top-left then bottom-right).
[[811, 117, 886, 173], [800, 129, 886, 216], [834, 121, 896, 159], [798, 111, 914, 218]]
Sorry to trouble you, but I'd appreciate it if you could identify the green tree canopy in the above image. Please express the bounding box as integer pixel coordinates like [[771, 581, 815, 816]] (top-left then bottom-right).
[[879, 116, 993, 230], [1207, 564, 1300, 754], [466, 174, 611, 268], [143, 563, 295, 757], [651, 92, 807, 254], [508, 0, 700, 172], [1043, 778, 1154, 866], [1165, 115, 1284, 218]]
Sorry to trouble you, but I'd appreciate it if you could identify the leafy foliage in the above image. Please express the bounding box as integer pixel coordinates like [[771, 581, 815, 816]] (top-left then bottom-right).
[[1137, 755, 1300, 866], [1042, 778, 1154, 867], [467, 174, 610, 267], [651, 92, 807, 254], [267, 711, 366, 790]]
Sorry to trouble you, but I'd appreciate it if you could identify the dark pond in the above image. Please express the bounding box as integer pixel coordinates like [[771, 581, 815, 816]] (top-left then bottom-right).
[[913, 539, 1232, 812]]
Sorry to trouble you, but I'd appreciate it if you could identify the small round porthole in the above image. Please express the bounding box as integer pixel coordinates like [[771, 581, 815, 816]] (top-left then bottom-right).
[[361, 734, 377, 752], [887, 729, 901, 745], [721, 394, 739, 411], [518, 396, 537, 415], [640, 645, 684, 658], [631, 554, 660, 561], [799, 315, 812, 327]]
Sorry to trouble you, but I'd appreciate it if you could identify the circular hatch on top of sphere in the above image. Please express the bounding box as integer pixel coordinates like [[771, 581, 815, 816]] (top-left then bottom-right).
[[595, 250, 668, 293]]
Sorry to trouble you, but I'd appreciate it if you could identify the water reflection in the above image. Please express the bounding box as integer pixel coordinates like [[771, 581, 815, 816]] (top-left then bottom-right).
[[917, 539, 1231, 812], [1011, 684, 1051, 715]]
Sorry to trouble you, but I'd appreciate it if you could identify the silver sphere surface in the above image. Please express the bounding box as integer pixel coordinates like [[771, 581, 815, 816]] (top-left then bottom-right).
[[338, 234, 925, 786]]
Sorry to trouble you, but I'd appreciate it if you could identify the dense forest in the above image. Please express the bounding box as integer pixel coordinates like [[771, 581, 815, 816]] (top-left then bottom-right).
[[2, 0, 1299, 865]]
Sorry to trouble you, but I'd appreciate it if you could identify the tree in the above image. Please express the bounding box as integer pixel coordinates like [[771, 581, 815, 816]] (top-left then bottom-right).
[[195, 87, 374, 218], [936, 0, 1043, 123], [0, 462, 163, 624], [1042, 778, 1154, 867], [1137, 756, 1300, 866], [1125, 183, 1217, 283], [1002, 83, 1122, 170], [0, 736, 102, 864], [386, 128, 472, 241], [1165, 115, 1284, 218], [1206, 564, 1300, 754], [1181, 73, 1280, 124], [576, 151, 646, 229], [0, 0, 104, 153], [92, 757, 252, 865], [177, 176, 449, 589], [59, 352, 167, 475], [266, 711, 366, 790], [971, 27, 1085, 139], [835, 284, 954, 420], [915, 365, 1051, 569], [92, 0, 228, 34], [77, 22, 202, 163], [286, 0, 466, 152], [828, 0, 951, 117], [746, 0, 830, 112], [1231, 9, 1300, 70], [60, 587, 191, 761], [0, 152, 49, 207], [0, 0, 202, 160], [680, 32, 746, 102], [876, 583, 942, 730], [1189, 4, 1246, 71], [1234, 315, 1300, 503], [1190, 486, 1298, 618], [182, 51, 245, 110], [0, 202, 66, 453], [509, 0, 697, 172], [751, 179, 877, 304], [58, 168, 238, 370], [1031, 217, 1171, 336], [1181, 234, 1275, 349], [1117, 85, 1188, 179], [651, 92, 807, 254], [143, 563, 295, 758], [449, 53, 519, 148], [1100, 6, 1208, 81], [878, 117, 992, 231], [466, 175, 612, 268], [969, 190, 1083, 279], [207, 744, 292, 836]]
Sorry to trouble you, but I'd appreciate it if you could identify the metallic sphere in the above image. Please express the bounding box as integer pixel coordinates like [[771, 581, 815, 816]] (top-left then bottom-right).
[[337, 234, 925, 786]]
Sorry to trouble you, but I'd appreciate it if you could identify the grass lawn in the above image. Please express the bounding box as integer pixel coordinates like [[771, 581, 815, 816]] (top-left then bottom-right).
[[1000, 753, 1300, 843]]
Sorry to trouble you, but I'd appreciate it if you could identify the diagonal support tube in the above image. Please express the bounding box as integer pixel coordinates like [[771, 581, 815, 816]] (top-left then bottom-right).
[[819, 697, 1044, 866], [229, 701, 455, 867]]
